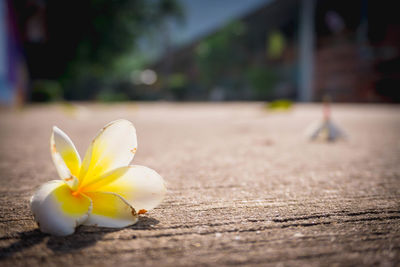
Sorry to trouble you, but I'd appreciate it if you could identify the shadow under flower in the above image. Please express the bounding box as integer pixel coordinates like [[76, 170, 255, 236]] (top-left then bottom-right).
[[0, 216, 160, 257], [0, 229, 45, 260], [47, 216, 159, 252]]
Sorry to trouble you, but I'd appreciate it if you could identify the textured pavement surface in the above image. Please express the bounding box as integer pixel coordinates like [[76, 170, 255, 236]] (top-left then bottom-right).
[[0, 103, 399, 266]]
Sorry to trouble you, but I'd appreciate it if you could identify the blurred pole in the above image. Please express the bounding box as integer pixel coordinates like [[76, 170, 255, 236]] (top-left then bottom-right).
[[298, 0, 315, 102]]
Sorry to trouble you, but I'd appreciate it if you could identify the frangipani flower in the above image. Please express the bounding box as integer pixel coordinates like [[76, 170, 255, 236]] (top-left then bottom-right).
[[30, 119, 166, 236]]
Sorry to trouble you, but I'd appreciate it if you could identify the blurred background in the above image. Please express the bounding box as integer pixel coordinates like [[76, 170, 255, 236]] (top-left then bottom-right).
[[0, 0, 399, 105]]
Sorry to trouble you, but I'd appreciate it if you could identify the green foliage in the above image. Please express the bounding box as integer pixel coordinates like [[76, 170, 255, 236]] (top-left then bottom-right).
[[168, 73, 187, 88], [194, 21, 286, 100], [96, 90, 130, 102], [168, 73, 188, 100], [267, 31, 286, 59], [31, 80, 63, 102], [246, 66, 278, 100], [31, 0, 183, 100], [195, 21, 246, 88], [71, 0, 182, 70]]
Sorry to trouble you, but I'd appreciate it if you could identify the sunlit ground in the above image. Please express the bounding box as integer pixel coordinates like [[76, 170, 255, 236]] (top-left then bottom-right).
[[0, 102, 399, 266]]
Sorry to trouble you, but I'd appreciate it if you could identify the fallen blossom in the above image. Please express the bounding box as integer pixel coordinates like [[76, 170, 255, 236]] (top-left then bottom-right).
[[30, 119, 166, 236]]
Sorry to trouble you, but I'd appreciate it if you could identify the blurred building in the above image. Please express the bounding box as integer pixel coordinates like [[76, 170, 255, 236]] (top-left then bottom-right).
[[153, 0, 400, 102], [314, 0, 400, 102], [3, 0, 400, 103]]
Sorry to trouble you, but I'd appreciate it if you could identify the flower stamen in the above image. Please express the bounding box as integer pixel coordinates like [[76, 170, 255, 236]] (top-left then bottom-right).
[[71, 188, 82, 197]]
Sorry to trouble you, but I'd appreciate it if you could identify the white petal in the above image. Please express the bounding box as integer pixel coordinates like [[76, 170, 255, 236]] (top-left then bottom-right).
[[83, 192, 138, 228], [79, 119, 137, 187], [51, 126, 81, 189], [30, 180, 92, 236], [84, 165, 166, 212]]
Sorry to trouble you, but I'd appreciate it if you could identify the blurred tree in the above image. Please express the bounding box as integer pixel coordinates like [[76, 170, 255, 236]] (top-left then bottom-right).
[[14, 0, 183, 100], [167, 73, 188, 100], [31, 80, 63, 102], [194, 20, 283, 100], [246, 66, 278, 100], [195, 21, 246, 95]]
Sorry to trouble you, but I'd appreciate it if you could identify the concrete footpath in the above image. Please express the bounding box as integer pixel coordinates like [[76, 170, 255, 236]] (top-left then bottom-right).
[[0, 103, 399, 266]]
